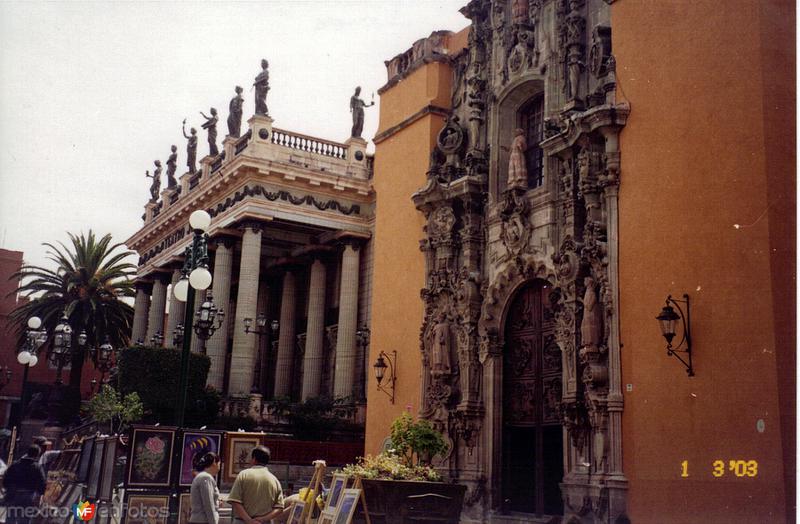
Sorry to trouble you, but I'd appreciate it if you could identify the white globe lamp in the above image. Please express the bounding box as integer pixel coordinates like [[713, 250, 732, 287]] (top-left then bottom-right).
[[174, 278, 189, 302], [189, 210, 211, 231], [189, 266, 213, 290]]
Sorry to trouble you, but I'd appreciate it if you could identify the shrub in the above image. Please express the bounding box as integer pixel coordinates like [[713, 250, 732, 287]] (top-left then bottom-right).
[[390, 413, 448, 466], [117, 347, 217, 426], [341, 452, 442, 482], [87, 384, 143, 433]]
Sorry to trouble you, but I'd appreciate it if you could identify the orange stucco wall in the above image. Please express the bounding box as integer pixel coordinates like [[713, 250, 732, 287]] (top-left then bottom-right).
[[365, 33, 467, 454], [614, 1, 795, 522]]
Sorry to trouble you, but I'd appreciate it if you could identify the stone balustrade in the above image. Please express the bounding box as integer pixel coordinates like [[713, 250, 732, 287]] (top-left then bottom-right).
[[142, 119, 372, 224]]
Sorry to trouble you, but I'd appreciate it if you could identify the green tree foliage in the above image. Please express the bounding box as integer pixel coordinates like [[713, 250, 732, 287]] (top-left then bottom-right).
[[117, 347, 219, 427], [87, 384, 143, 434], [390, 412, 448, 466], [10, 231, 135, 390]]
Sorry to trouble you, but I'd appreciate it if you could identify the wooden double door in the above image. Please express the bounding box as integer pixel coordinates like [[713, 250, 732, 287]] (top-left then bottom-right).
[[502, 281, 563, 516]]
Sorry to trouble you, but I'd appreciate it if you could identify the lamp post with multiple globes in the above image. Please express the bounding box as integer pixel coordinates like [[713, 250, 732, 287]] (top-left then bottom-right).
[[16, 316, 47, 411], [172, 209, 222, 427]]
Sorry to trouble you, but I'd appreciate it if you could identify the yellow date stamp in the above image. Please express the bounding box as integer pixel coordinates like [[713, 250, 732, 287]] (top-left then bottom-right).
[[681, 460, 758, 478]]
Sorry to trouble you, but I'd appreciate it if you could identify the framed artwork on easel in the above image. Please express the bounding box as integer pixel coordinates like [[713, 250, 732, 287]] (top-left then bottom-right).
[[126, 426, 176, 488], [325, 473, 349, 510], [178, 431, 222, 486], [86, 437, 106, 499], [76, 436, 95, 483], [221, 432, 264, 485], [333, 488, 361, 524]]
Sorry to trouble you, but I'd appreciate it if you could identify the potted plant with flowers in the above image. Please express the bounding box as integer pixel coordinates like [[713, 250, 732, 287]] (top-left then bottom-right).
[[343, 413, 466, 523]]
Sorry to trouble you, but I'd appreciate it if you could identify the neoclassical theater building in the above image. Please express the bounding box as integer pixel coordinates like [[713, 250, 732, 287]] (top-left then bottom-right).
[[126, 115, 375, 420]]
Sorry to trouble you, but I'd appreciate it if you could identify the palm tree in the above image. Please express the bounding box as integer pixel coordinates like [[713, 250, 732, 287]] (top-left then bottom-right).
[[10, 231, 136, 391]]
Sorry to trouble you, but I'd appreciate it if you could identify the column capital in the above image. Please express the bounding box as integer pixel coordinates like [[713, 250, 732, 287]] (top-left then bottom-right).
[[153, 271, 172, 285], [210, 235, 237, 250], [238, 220, 264, 234], [135, 280, 154, 293], [318, 230, 371, 249]]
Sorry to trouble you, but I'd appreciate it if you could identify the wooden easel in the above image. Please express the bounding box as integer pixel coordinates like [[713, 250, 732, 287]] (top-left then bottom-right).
[[351, 476, 371, 524], [300, 460, 326, 524]]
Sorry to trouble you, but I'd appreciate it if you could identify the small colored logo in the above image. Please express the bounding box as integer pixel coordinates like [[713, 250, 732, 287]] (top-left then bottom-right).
[[73, 501, 96, 521]]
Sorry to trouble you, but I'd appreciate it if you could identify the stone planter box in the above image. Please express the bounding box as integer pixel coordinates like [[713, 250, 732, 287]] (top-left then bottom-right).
[[354, 478, 466, 524]]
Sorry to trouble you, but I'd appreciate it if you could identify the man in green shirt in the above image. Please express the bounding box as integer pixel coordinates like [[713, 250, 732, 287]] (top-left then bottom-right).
[[227, 446, 284, 523]]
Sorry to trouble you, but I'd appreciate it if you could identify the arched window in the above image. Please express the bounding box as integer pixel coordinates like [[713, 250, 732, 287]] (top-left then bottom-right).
[[519, 95, 545, 188]]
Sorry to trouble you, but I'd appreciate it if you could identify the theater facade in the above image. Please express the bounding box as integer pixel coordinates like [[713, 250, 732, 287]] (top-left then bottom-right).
[[126, 114, 375, 424]]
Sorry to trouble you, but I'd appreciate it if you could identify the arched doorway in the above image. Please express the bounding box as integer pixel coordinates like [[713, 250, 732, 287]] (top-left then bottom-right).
[[502, 279, 563, 516]]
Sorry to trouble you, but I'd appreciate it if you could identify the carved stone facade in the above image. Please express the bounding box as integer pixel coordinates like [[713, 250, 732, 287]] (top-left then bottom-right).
[[408, 0, 629, 520]]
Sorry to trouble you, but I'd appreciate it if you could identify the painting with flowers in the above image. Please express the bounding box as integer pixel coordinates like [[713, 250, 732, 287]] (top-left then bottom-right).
[[126, 426, 176, 487]]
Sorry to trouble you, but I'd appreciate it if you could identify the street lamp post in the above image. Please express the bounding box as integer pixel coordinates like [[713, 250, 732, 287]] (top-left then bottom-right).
[[194, 291, 224, 355], [50, 312, 74, 385], [173, 210, 214, 427], [16, 316, 46, 412], [243, 314, 275, 393]]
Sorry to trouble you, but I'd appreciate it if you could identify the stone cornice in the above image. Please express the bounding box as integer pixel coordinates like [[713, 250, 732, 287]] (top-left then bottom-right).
[[379, 30, 454, 95], [540, 103, 630, 156], [373, 105, 451, 145], [127, 170, 373, 255]]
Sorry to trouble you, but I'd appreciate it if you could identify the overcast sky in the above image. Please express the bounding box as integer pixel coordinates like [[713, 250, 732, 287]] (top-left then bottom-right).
[[0, 1, 468, 271]]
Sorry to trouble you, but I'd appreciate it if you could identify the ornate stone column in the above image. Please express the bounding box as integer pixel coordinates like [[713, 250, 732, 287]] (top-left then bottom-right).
[[131, 282, 151, 344], [164, 270, 185, 348], [145, 274, 169, 345], [228, 224, 263, 396], [333, 242, 360, 400], [301, 258, 327, 400], [206, 239, 235, 390], [274, 270, 297, 398]]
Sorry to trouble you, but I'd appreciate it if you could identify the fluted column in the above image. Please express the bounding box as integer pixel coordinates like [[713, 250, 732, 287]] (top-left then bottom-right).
[[333, 243, 360, 400], [229, 224, 263, 396], [146, 275, 169, 345], [206, 239, 235, 390], [273, 271, 297, 398], [301, 259, 327, 400], [131, 283, 151, 344], [164, 270, 185, 348]]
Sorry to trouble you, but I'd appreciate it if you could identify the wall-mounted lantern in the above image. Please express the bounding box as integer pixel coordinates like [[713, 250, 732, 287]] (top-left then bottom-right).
[[372, 350, 397, 404], [656, 294, 693, 376]]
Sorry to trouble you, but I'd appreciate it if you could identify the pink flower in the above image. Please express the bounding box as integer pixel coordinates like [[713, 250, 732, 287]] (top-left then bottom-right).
[[145, 436, 165, 454]]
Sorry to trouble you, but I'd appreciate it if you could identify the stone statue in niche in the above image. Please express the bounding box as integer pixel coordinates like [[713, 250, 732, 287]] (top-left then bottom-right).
[[512, 0, 528, 24], [254, 59, 270, 115], [506, 128, 528, 189], [565, 0, 585, 101], [145, 162, 161, 203], [200, 108, 219, 156], [430, 312, 452, 378], [182, 120, 198, 174], [166, 145, 178, 188], [581, 276, 602, 349], [227, 86, 244, 137], [350, 86, 374, 138]]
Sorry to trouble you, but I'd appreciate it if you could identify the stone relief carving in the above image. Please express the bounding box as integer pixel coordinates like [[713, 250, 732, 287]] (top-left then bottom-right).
[[588, 26, 612, 78], [410, 0, 626, 518]]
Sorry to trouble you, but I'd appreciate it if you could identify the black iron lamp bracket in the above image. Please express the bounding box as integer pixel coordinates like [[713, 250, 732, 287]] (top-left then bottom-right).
[[663, 294, 694, 377]]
